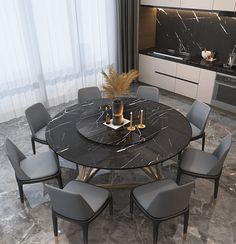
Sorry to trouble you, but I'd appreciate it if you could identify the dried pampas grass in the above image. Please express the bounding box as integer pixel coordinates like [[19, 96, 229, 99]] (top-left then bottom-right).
[[102, 66, 139, 98]]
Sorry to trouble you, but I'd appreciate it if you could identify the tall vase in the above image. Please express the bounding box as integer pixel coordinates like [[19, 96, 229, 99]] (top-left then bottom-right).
[[112, 99, 124, 125]]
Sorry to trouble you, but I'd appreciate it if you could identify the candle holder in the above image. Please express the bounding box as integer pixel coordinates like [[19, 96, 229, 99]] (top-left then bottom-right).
[[138, 109, 146, 129], [127, 112, 135, 131]]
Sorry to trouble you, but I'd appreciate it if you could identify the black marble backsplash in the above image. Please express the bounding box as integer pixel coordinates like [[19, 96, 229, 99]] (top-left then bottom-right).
[[156, 8, 236, 63]]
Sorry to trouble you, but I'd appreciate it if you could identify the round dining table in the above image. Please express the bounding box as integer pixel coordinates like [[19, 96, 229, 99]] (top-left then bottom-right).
[[46, 97, 192, 184]]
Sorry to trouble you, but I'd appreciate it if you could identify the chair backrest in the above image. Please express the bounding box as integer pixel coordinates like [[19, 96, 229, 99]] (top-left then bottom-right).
[[25, 103, 51, 135], [45, 184, 94, 221], [5, 138, 29, 181], [136, 85, 159, 103], [78, 86, 102, 104], [186, 100, 211, 133], [147, 181, 194, 218], [211, 134, 232, 175]]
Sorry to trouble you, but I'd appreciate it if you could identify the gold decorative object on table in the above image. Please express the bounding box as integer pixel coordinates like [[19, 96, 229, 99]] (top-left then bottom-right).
[[127, 112, 135, 131], [138, 109, 146, 129]]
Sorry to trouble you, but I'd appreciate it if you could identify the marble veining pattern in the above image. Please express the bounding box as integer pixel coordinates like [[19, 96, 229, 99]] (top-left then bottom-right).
[[156, 8, 236, 63], [46, 97, 191, 170], [0, 83, 235, 243]]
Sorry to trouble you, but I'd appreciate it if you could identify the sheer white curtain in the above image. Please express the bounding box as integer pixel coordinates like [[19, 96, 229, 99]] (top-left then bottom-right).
[[0, 0, 117, 122]]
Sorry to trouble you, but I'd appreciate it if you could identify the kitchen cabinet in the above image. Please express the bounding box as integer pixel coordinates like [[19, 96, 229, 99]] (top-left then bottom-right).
[[213, 0, 236, 11], [176, 63, 200, 84], [139, 54, 177, 92], [175, 79, 198, 98], [154, 72, 176, 92], [180, 0, 214, 10], [197, 69, 216, 104], [140, 0, 181, 8], [139, 54, 156, 86], [139, 54, 216, 101]]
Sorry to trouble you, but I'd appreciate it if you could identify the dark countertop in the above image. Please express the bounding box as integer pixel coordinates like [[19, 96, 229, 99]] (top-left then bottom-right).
[[46, 97, 191, 170], [140, 48, 236, 77]]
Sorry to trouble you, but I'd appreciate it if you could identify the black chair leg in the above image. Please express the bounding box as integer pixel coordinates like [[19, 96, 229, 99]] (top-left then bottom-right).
[[177, 151, 182, 162], [153, 221, 159, 244], [57, 175, 63, 189], [31, 137, 36, 154], [130, 195, 134, 214], [214, 178, 220, 199], [176, 169, 181, 185], [52, 211, 58, 237], [17, 179, 24, 203], [82, 224, 89, 244], [75, 164, 79, 171], [183, 209, 189, 235], [202, 134, 205, 151], [109, 199, 113, 216]]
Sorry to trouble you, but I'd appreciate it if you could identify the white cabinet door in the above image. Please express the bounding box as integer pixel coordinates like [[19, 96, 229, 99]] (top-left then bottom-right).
[[180, 0, 214, 10], [197, 69, 216, 104], [154, 57, 177, 76], [154, 72, 176, 92], [141, 0, 181, 8], [213, 0, 235, 11], [139, 54, 177, 92], [175, 79, 198, 98], [176, 63, 200, 83], [139, 54, 156, 85]]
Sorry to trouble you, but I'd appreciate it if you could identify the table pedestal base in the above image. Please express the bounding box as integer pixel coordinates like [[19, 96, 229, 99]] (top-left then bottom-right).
[[76, 164, 164, 189]]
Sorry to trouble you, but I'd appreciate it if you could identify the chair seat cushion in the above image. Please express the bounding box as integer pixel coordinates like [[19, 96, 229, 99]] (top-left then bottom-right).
[[20, 151, 59, 179], [190, 122, 202, 138], [180, 148, 219, 176], [64, 180, 109, 212], [133, 179, 177, 213], [34, 126, 47, 142]]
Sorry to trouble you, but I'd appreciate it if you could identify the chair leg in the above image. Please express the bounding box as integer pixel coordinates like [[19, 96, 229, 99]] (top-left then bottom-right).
[[17, 179, 24, 203], [109, 199, 113, 216], [52, 210, 58, 237], [153, 221, 159, 244], [183, 209, 189, 236], [202, 133, 205, 151], [214, 177, 220, 199], [176, 169, 181, 185], [82, 224, 89, 244], [31, 137, 36, 154], [57, 175, 63, 189], [75, 164, 79, 171], [130, 195, 134, 214]]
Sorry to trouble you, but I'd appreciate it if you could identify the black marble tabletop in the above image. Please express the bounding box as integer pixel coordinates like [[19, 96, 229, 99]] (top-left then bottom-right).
[[46, 98, 192, 170]]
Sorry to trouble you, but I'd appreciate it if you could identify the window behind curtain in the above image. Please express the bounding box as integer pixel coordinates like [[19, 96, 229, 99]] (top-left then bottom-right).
[[0, 0, 117, 122]]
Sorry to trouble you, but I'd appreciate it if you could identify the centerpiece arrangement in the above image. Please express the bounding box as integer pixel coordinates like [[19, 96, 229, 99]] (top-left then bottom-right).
[[101, 66, 139, 126]]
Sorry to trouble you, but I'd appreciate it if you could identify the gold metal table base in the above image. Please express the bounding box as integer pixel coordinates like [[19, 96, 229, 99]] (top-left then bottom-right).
[[76, 163, 163, 189]]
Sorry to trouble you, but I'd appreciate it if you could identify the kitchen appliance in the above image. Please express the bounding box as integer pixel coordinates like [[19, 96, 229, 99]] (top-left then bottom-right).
[[212, 73, 236, 113], [226, 45, 236, 67]]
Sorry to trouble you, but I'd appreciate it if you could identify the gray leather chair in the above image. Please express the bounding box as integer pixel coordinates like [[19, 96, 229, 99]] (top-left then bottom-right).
[[5, 138, 63, 203], [136, 85, 159, 103], [130, 179, 194, 244], [176, 134, 232, 199], [186, 100, 211, 151], [78, 86, 102, 104], [25, 103, 51, 154], [45, 180, 112, 244]]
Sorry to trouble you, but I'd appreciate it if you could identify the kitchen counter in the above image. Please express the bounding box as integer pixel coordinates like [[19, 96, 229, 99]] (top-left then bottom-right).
[[140, 48, 236, 77]]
